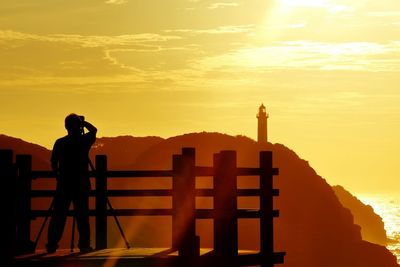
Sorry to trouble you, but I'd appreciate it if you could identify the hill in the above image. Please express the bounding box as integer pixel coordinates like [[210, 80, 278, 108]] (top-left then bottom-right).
[[0, 134, 50, 169], [0, 133, 398, 267], [128, 132, 398, 267], [90, 135, 164, 169]]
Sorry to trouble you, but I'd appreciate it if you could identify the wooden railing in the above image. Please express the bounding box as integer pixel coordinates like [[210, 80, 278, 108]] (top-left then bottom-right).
[[0, 147, 285, 267]]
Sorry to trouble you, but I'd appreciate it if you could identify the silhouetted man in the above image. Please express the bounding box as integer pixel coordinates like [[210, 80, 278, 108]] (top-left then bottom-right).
[[46, 114, 97, 253]]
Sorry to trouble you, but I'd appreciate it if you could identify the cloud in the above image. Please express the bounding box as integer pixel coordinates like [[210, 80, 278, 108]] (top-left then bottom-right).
[[105, 0, 128, 5], [194, 41, 400, 72], [208, 2, 239, 9], [277, 0, 351, 14], [0, 30, 188, 89], [0, 30, 181, 48], [328, 5, 351, 14], [165, 25, 254, 35], [279, 0, 330, 8], [366, 11, 400, 17], [287, 23, 307, 28]]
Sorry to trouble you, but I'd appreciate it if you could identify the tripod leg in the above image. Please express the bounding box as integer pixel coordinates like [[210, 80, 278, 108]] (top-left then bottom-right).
[[107, 198, 130, 249], [88, 157, 130, 249], [34, 198, 55, 249], [70, 216, 76, 253]]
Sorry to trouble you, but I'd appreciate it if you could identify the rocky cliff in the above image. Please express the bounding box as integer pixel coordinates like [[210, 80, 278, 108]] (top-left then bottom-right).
[[333, 185, 388, 246]]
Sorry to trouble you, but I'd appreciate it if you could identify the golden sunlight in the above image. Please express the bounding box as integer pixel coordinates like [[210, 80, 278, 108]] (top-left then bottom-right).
[[278, 0, 330, 8], [2, 0, 400, 266]]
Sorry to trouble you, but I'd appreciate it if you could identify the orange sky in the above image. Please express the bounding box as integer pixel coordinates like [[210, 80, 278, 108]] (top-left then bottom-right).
[[1, 0, 399, 194]]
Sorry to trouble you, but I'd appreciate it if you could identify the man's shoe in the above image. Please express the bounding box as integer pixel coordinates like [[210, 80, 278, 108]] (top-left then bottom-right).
[[79, 246, 94, 253], [45, 243, 58, 254]]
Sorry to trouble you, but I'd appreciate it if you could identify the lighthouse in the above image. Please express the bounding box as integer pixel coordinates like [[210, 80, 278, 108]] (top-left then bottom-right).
[[257, 104, 268, 143]]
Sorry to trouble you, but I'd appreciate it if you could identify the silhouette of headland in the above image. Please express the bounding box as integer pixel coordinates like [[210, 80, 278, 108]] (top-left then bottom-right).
[[2, 142, 286, 267], [1, 133, 399, 267]]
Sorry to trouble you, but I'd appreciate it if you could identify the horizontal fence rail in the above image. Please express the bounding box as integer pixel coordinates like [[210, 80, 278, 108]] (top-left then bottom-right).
[[30, 167, 278, 179], [29, 209, 280, 219], [29, 188, 280, 198]]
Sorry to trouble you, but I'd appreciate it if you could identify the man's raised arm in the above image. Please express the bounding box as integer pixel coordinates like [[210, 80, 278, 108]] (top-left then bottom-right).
[[82, 120, 97, 134]]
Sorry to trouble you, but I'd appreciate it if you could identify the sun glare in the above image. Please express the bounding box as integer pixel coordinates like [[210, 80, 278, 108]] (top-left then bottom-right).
[[259, 0, 329, 41], [279, 0, 329, 8]]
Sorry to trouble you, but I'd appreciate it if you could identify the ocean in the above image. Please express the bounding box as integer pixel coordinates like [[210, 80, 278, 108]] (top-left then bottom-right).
[[357, 194, 400, 264]]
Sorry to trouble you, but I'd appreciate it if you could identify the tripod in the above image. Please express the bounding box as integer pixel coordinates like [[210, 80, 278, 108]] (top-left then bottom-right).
[[34, 159, 131, 252], [88, 157, 131, 249]]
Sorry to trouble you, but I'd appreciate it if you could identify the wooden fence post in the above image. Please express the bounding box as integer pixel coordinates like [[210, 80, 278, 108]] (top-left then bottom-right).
[[259, 151, 274, 267], [172, 154, 182, 250], [15, 155, 35, 255], [172, 148, 199, 257], [0, 150, 16, 265], [213, 150, 238, 257], [95, 155, 108, 250]]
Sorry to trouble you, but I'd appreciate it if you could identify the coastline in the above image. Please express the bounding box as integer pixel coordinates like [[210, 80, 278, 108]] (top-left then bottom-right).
[[357, 194, 400, 264]]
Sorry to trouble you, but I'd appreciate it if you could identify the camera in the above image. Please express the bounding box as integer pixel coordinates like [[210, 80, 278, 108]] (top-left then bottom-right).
[[79, 116, 85, 134]]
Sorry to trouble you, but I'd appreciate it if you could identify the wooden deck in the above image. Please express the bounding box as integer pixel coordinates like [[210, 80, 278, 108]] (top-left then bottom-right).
[[14, 248, 285, 267]]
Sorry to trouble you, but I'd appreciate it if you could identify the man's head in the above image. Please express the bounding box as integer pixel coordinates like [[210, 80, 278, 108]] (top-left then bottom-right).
[[65, 113, 83, 136]]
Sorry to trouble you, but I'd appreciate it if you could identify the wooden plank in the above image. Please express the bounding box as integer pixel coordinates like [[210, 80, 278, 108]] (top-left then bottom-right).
[[172, 154, 182, 250], [195, 166, 214, 176], [237, 167, 260, 176], [195, 209, 280, 219], [237, 189, 279, 197], [173, 148, 199, 257], [13, 248, 274, 267], [213, 151, 238, 257], [95, 155, 108, 250], [31, 168, 278, 179], [30, 188, 279, 198], [15, 155, 35, 255], [31, 170, 173, 179], [31, 209, 174, 218], [107, 189, 172, 197], [258, 151, 285, 267], [106, 209, 173, 216], [31, 189, 172, 197], [107, 170, 173, 178], [0, 149, 16, 266], [31, 208, 279, 219], [30, 188, 280, 199], [195, 167, 278, 177]]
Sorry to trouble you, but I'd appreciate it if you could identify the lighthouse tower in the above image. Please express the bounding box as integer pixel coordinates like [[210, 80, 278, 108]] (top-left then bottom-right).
[[257, 104, 269, 143]]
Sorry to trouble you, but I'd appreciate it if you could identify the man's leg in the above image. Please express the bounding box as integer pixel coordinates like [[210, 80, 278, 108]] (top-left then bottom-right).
[[73, 183, 91, 251], [47, 182, 71, 252]]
